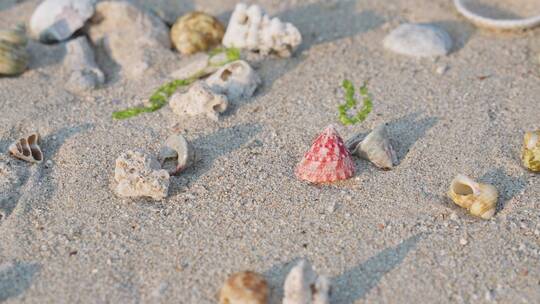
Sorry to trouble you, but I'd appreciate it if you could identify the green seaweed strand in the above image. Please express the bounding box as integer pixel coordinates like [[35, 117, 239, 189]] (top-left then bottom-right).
[[112, 47, 241, 120], [338, 79, 373, 126]]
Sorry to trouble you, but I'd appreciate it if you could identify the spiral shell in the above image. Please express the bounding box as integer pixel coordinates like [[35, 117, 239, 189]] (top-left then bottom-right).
[[0, 25, 29, 75], [8, 133, 43, 163], [219, 271, 269, 304], [170, 12, 225, 55], [522, 130, 540, 172], [448, 174, 498, 219]]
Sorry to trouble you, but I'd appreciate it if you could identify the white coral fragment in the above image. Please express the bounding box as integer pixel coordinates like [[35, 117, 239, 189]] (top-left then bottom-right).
[[206, 60, 261, 103], [169, 81, 228, 121], [283, 259, 331, 304], [114, 150, 170, 200], [223, 3, 302, 57], [9, 133, 43, 163]]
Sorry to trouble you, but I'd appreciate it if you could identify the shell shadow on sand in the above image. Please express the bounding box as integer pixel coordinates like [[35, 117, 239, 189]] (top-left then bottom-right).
[[480, 167, 527, 212], [263, 234, 422, 303], [0, 261, 40, 302]]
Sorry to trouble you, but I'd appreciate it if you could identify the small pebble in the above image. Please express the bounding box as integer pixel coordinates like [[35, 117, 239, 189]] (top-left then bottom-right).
[[459, 237, 468, 246], [436, 65, 448, 75]]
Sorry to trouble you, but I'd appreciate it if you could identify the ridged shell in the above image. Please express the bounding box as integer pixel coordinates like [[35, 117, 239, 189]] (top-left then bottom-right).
[[8, 133, 43, 163], [219, 271, 268, 304], [170, 12, 224, 55], [448, 174, 498, 219], [0, 26, 29, 75], [295, 125, 355, 183], [522, 130, 540, 172]]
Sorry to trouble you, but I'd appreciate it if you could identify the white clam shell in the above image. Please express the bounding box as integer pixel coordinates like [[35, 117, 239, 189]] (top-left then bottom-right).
[[283, 259, 330, 304], [8, 133, 43, 163], [454, 0, 540, 31], [223, 3, 302, 57], [169, 81, 228, 121], [206, 60, 261, 103], [383, 23, 453, 58]]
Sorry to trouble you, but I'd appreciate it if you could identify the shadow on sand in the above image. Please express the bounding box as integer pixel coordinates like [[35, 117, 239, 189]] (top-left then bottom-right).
[[0, 261, 40, 302]]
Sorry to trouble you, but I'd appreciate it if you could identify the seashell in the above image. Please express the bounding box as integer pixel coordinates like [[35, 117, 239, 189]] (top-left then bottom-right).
[[295, 125, 355, 184], [8, 133, 43, 163], [169, 81, 228, 121], [522, 130, 540, 172], [29, 0, 97, 42], [64, 36, 105, 92], [114, 150, 170, 200], [454, 0, 540, 31], [350, 124, 397, 170], [170, 12, 225, 55], [0, 26, 29, 76], [383, 23, 452, 58], [206, 60, 261, 103], [219, 271, 269, 304], [448, 174, 498, 219], [158, 134, 197, 175], [169, 52, 229, 80], [223, 3, 302, 57], [283, 259, 331, 304]]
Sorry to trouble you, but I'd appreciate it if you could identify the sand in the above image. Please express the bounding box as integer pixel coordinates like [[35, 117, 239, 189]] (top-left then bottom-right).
[[1, 0, 539, 303]]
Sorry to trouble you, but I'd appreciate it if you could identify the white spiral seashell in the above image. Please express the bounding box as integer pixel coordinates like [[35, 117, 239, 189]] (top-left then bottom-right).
[[454, 0, 540, 30], [448, 174, 498, 219]]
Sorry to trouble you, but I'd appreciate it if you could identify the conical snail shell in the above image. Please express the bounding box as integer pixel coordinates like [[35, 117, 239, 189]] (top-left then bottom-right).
[[522, 130, 540, 172], [0, 25, 29, 75], [352, 124, 397, 170], [448, 174, 498, 219]]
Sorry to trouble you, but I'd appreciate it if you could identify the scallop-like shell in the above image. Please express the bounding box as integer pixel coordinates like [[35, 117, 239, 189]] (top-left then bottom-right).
[[0, 25, 29, 75], [522, 130, 540, 172], [448, 174, 498, 219], [219, 271, 269, 304], [170, 12, 225, 55], [8, 133, 43, 163], [351, 124, 397, 170], [158, 134, 197, 175], [295, 125, 355, 183]]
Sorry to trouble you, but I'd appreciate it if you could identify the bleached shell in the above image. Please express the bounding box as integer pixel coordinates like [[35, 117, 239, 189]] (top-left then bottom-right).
[[283, 259, 330, 304], [170, 12, 224, 55], [223, 3, 302, 57], [8, 133, 43, 163], [29, 0, 96, 42], [206, 60, 261, 103], [169, 81, 228, 121], [158, 134, 197, 175], [454, 0, 540, 31], [219, 271, 269, 304], [352, 124, 397, 170], [522, 130, 540, 172], [383, 23, 452, 57], [114, 150, 170, 200], [63, 36, 105, 92], [448, 174, 498, 219]]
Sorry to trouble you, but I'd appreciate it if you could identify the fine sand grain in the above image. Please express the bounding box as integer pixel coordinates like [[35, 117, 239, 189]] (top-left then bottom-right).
[[1, 0, 539, 303]]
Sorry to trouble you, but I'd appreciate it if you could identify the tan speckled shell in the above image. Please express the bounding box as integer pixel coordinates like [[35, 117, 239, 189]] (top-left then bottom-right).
[[448, 174, 498, 219], [170, 12, 224, 55], [219, 271, 268, 304], [0, 25, 29, 75], [522, 130, 540, 172], [8, 133, 43, 163]]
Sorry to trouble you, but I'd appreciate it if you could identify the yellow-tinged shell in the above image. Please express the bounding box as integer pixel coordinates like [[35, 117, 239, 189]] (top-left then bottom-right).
[[522, 130, 540, 172], [0, 25, 29, 75], [170, 12, 224, 55], [219, 271, 269, 304], [448, 174, 498, 219]]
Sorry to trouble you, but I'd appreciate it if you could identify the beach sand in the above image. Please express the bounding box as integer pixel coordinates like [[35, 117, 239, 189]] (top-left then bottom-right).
[[1, 0, 539, 303]]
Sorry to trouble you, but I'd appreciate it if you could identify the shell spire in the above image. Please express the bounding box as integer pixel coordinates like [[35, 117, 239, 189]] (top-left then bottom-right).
[[295, 125, 355, 183]]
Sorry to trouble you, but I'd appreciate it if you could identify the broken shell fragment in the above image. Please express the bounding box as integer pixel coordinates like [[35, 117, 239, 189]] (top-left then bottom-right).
[[0, 26, 29, 76], [522, 130, 540, 172], [351, 124, 397, 170], [158, 134, 197, 175], [169, 81, 228, 121], [114, 150, 170, 200], [206, 60, 261, 103], [170, 12, 225, 55], [295, 125, 355, 184], [219, 271, 269, 304], [223, 3, 302, 57], [448, 174, 498, 219], [283, 259, 331, 304], [8, 133, 43, 163]]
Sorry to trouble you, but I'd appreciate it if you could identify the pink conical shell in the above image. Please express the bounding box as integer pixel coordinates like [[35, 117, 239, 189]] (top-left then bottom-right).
[[295, 125, 356, 183]]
